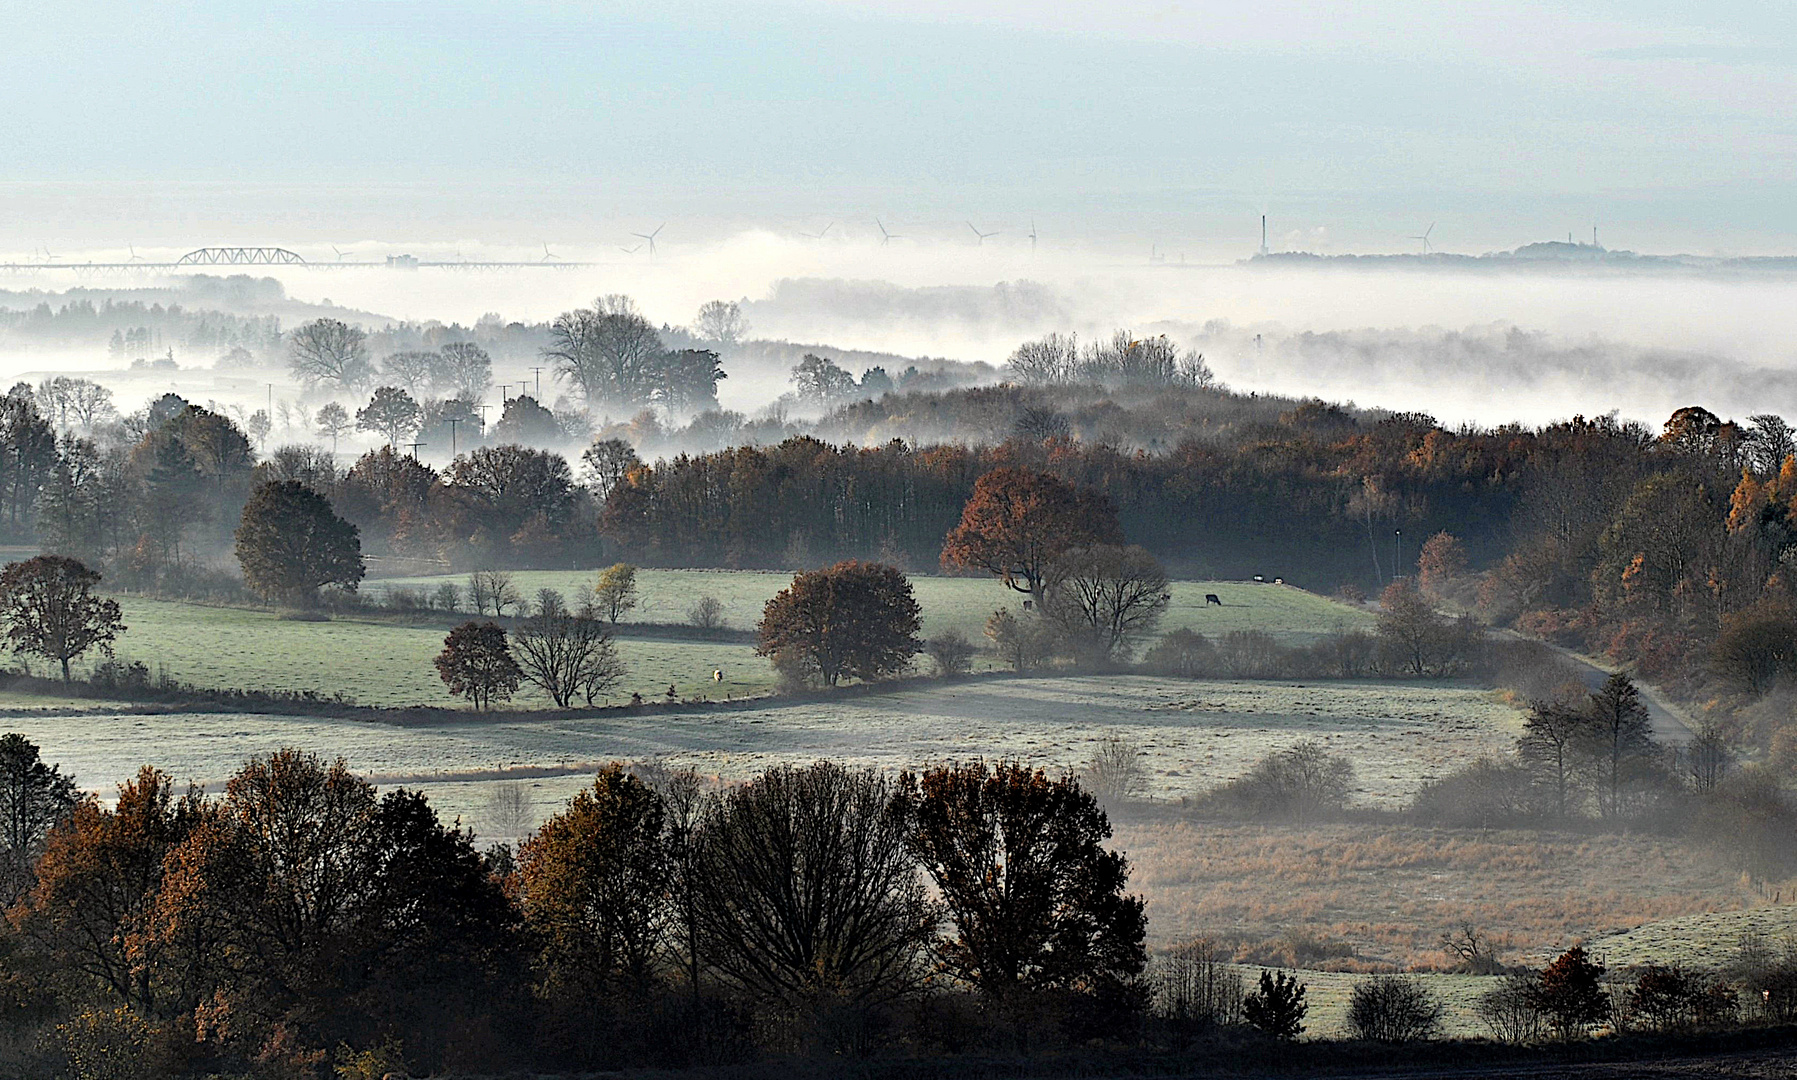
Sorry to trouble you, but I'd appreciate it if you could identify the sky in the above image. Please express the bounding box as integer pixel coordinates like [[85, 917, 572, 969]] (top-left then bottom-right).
[[5, 0, 1797, 255]]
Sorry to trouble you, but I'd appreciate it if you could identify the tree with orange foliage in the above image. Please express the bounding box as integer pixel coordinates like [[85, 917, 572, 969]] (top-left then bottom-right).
[[1415, 531, 1467, 595], [756, 561, 921, 687], [18, 767, 207, 1015], [518, 764, 669, 999], [940, 468, 1122, 597]]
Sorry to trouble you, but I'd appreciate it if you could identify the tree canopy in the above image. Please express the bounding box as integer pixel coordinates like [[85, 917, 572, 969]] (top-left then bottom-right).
[[234, 480, 365, 604], [0, 555, 125, 681], [756, 560, 921, 687], [941, 468, 1123, 596]]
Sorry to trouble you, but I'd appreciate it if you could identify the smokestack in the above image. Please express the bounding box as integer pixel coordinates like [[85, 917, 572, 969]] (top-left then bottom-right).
[[1260, 214, 1269, 256]]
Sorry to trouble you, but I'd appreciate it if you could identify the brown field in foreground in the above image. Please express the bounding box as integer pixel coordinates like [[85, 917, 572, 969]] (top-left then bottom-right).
[[1120, 817, 1757, 970]]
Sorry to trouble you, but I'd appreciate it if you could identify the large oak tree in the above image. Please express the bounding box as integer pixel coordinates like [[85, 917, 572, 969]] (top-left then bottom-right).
[[756, 560, 921, 687]]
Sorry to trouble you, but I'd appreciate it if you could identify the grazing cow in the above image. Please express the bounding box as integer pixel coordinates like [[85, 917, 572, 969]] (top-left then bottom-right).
[[1205, 593, 1222, 606]]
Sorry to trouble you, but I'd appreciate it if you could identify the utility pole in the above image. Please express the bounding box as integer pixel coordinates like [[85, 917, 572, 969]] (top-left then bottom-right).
[[406, 440, 426, 460], [529, 366, 546, 400], [446, 416, 461, 456], [498, 383, 510, 403], [1393, 528, 1402, 583]]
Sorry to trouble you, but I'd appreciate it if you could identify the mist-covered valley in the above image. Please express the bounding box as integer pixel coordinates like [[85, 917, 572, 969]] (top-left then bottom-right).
[[3, 235, 1794, 458]]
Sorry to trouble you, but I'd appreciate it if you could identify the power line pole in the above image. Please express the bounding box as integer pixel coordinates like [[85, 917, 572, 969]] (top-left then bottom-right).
[[406, 440, 426, 460], [529, 366, 546, 400], [446, 416, 461, 457]]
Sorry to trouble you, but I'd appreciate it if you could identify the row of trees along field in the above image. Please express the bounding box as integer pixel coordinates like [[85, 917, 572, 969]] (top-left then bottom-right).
[[12, 333, 1797, 723], [5, 729, 1797, 1076], [0, 742, 1151, 1075]]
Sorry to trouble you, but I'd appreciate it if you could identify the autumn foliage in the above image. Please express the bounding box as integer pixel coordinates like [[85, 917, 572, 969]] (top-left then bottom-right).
[[940, 467, 1123, 595]]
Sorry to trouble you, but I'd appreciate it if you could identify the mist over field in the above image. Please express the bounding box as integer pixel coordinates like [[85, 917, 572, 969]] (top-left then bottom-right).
[[4, 233, 1796, 431], [10, 1, 1797, 1073]]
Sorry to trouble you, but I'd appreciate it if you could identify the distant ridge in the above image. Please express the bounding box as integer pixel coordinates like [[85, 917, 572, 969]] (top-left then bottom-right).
[[1246, 241, 1797, 276]]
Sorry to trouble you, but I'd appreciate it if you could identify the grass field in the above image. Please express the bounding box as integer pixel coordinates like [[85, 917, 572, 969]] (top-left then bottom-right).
[[370, 569, 1375, 645], [103, 598, 773, 706], [1125, 820, 1753, 968], [1573, 904, 1797, 971], [83, 576, 1372, 709]]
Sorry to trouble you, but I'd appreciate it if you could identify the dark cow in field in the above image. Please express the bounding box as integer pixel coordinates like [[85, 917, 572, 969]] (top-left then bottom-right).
[[1204, 593, 1222, 606]]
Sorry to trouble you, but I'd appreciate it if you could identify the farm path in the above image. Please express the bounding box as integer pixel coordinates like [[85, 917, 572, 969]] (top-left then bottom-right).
[[1544, 642, 1694, 744]]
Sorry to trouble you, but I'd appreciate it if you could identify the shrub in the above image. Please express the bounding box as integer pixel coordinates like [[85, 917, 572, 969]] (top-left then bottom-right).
[[926, 630, 974, 678], [984, 608, 1057, 672], [1082, 735, 1145, 808], [1242, 969, 1307, 1039], [688, 595, 726, 631], [1477, 973, 1546, 1043], [1216, 630, 1285, 678], [1729, 934, 1797, 1024], [1712, 609, 1797, 695], [1211, 741, 1355, 822], [1537, 946, 1609, 1040], [1623, 963, 1736, 1033], [1346, 975, 1444, 1043], [1141, 628, 1214, 677], [1410, 757, 1540, 828]]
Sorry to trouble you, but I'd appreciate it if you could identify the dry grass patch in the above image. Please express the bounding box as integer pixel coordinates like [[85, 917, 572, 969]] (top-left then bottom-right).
[[1120, 818, 1753, 970]]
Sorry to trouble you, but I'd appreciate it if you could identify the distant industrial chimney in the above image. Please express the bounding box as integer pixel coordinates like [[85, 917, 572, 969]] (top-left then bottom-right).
[[1260, 215, 1269, 256]]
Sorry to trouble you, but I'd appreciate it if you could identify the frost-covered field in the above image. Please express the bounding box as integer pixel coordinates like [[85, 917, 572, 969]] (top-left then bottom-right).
[[105, 598, 772, 705], [370, 570, 1374, 645], [6, 675, 1517, 833], [1572, 905, 1797, 971]]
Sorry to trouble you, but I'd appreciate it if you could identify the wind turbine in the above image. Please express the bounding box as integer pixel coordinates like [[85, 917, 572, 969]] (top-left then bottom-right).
[[1409, 223, 1435, 254], [801, 221, 834, 240], [331, 245, 352, 262], [540, 242, 560, 262], [967, 221, 999, 246], [876, 219, 901, 246], [127, 245, 145, 263], [1027, 219, 1038, 252], [632, 224, 664, 255]]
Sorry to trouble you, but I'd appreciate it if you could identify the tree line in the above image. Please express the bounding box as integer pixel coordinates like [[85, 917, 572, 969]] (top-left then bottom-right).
[[0, 741, 1148, 1075]]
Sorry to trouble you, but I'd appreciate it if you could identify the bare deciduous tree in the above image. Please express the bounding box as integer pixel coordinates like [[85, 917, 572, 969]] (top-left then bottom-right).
[[1039, 543, 1170, 660], [691, 762, 934, 1021], [694, 300, 748, 346], [512, 614, 626, 708], [288, 318, 374, 391], [468, 568, 520, 617]]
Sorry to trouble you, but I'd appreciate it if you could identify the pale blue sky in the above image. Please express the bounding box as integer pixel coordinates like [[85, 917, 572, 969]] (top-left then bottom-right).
[[5, 1, 1796, 251]]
